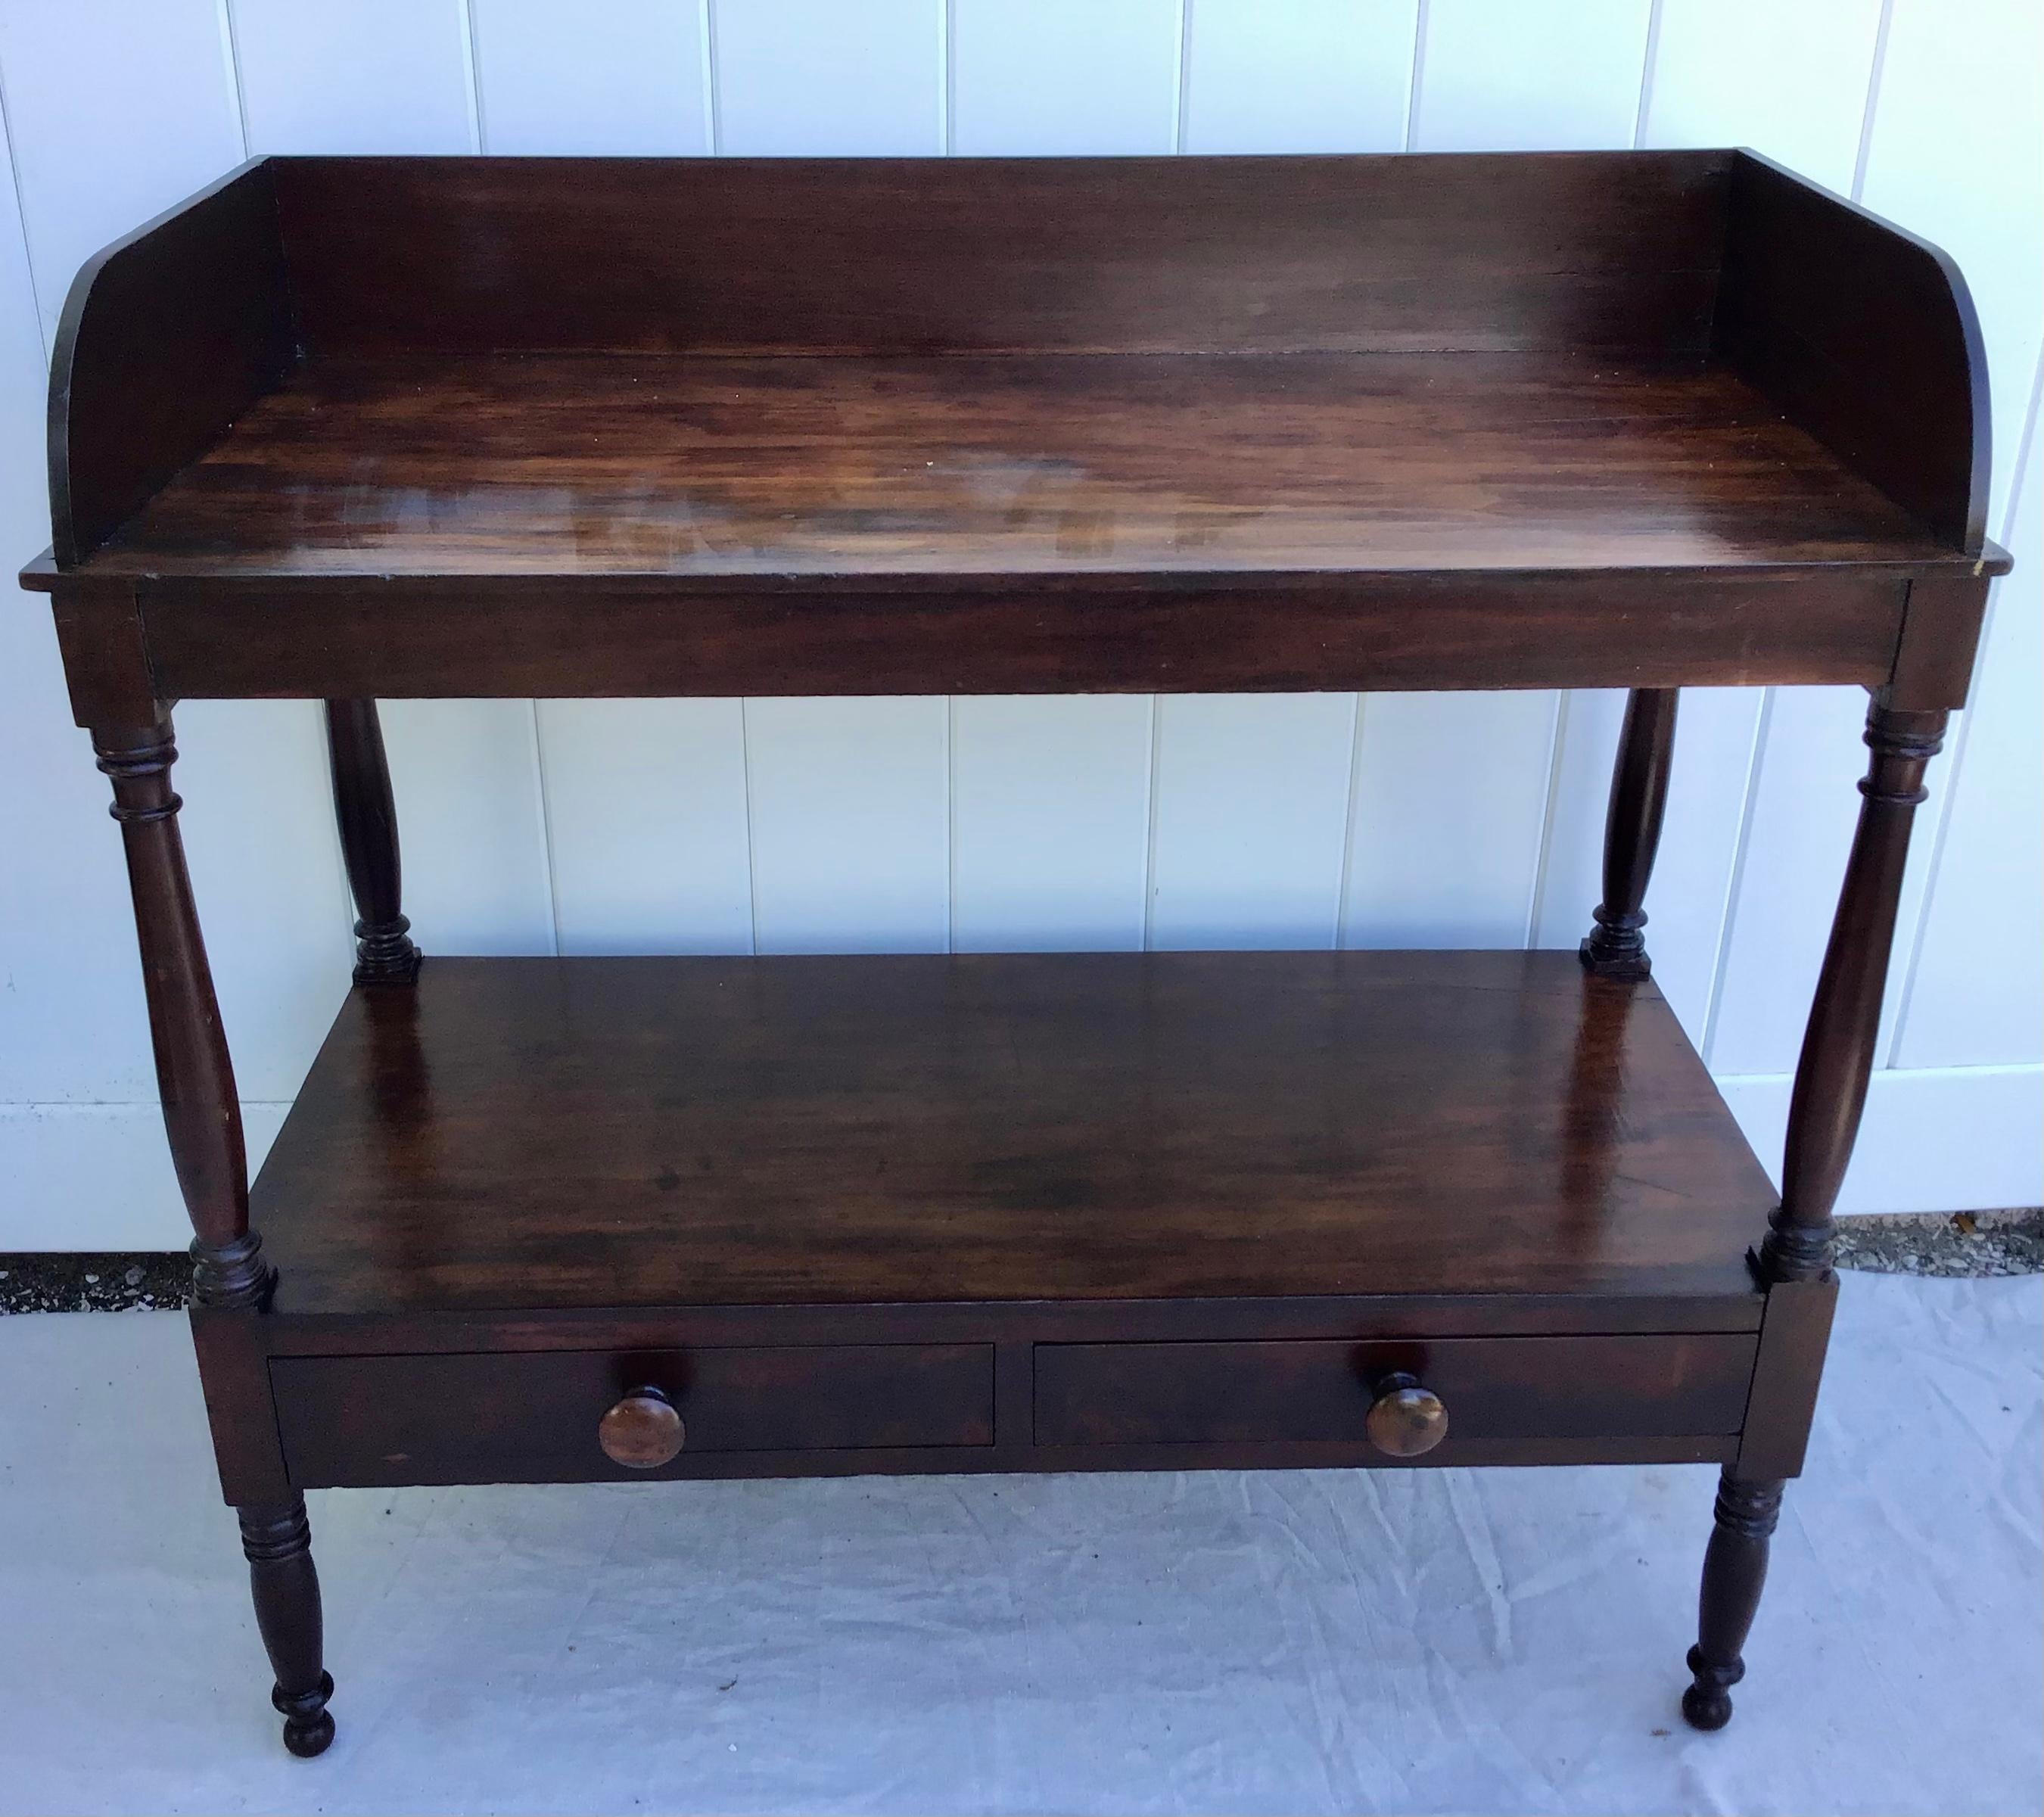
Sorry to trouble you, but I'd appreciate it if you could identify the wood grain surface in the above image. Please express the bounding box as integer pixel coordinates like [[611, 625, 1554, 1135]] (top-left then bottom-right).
[[85, 352, 1962, 580], [251, 951, 1778, 1316]]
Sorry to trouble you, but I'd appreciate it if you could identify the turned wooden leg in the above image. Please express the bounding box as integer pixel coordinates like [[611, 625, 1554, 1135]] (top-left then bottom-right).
[[95, 717, 338, 1754], [1680, 698, 1946, 1730], [1683, 1472, 1783, 1731], [93, 717, 271, 1308], [325, 698, 420, 985], [239, 1498, 335, 1758], [1759, 699, 1947, 1283], [1581, 687, 1678, 979]]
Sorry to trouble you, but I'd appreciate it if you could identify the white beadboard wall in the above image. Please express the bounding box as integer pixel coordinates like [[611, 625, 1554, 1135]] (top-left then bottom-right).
[[0, 0, 2036, 1249]]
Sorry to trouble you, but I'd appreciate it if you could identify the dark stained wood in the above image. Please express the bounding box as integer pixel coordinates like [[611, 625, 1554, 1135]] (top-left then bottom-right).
[[279, 1423, 1734, 1489], [1716, 151, 1993, 555], [250, 952, 1778, 1317], [1889, 571, 1999, 712], [237, 1496, 334, 1758], [48, 160, 291, 565], [273, 1344, 996, 1487], [129, 567, 1912, 710], [75, 352, 1968, 583], [254, 1290, 1765, 1355], [1582, 687, 1680, 978], [47, 578, 157, 730], [1760, 701, 1948, 1283], [23, 150, 2014, 1752], [189, 1309, 293, 1505], [269, 1336, 1747, 1489], [322, 700, 419, 985], [272, 153, 1732, 358], [30, 152, 2009, 730], [1682, 1472, 1783, 1731], [1025, 1433, 1735, 1473], [92, 716, 269, 1309], [1033, 1334, 1753, 1449], [1734, 1276, 1839, 1481]]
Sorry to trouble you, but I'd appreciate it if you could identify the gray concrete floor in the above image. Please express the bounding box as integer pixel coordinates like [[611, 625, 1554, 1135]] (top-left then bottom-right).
[[0, 1274, 2037, 1816]]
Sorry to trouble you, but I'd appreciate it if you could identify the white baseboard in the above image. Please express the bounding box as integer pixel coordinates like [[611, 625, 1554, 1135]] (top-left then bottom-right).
[[0, 1064, 2036, 1251]]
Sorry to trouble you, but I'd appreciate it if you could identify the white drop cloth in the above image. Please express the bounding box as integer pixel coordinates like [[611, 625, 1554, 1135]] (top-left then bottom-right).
[[0, 1272, 2036, 1815]]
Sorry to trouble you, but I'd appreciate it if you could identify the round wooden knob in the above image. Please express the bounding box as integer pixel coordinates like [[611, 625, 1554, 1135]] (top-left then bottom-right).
[[1364, 1373, 1448, 1458], [598, 1386, 685, 1468]]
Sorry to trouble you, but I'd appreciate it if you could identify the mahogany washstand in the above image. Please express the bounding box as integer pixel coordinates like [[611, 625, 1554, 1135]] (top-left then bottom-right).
[[25, 151, 2008, 1757]]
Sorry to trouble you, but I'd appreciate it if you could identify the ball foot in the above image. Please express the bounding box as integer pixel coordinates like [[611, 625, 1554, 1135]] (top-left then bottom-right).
[[275, 1671, 336, 1758], [1681, 1684, 1733, 1731], [1682, 1644, 1740, 1731]]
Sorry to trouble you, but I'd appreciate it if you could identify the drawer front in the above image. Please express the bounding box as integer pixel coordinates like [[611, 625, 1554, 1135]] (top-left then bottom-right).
[[275, 1343, 994, 1487], [1034, 1334, 1753, 1451]]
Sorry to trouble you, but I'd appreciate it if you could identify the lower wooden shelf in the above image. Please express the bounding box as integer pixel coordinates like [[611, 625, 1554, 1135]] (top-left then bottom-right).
[[237, 951, 1773, 1490], [257, 951, 1773, 1314]]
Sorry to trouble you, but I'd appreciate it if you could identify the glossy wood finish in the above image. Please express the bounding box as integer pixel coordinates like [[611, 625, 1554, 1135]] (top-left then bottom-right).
[[596, 1388, 686, 1470], [271, 153, 1731, 359], [275, 1345, 997, 1487], [125, 566, 1916, 709], [1582, 688, 1680, 978], [79, 353, 1968, 582], [1717, 152, 1991, 555], [26, 153, 2007, 723], [237, 1496, 333, 1758], [1032, 1334, 1750, 1450], [50, 163, 291, 566], [92, 715, 268, 1309], [1761, 701, 1948, 1283], [1702, 695, 1952, 1728], [250, 952, 1776, 1316], [1365, 1375, 1451, 1458], [269, 1331, 1750, 1490], [25, 151, 2009, 1750], [1889, 573, 1995, 717], [1682, 1473, 1784, 1731], [1734, 1275, 1839, 1480], [322, 700, 418, 985]]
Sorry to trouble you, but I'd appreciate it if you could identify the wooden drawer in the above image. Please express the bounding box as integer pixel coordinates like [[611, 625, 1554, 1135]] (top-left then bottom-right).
[[1034, 1334, 1754, 1455], [274, 1344, 995, 1487]]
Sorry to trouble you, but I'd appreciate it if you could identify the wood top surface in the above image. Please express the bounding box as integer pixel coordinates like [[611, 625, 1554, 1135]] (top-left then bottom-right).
[[82, 351, 1962, 583], [254, 951, 1777, 1318]]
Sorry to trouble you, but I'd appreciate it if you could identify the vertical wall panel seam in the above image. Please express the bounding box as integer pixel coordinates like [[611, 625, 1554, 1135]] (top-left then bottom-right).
[[312, 709, 361, 978], [525, 704, 562, 956], [1850, 0, 1898, 201], [457, 0, 487, 154], [944, 698, 958, 954], [937, 0, 954, 156], [739, 700, 761, 955], [214, 0, 254, 160], [1333, 695, 1368, 951], [1523, 689, 1570, 949], [1631, 0, 1666, 147], [1172, 0, 1193, 154], [1402, 0, 1430, 151], [1887, 350, 2044, 1064], [1140, 697, 1163, 951], [0, 48, 47, 368], [701, 0, 723, 154], [1701, 686, 1776, 1070], [1843, 0, 1942, 1075], [215, 2, 350, 977]]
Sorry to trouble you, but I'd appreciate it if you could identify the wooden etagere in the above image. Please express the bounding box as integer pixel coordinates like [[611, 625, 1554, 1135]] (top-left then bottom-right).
[[26, 150, 2007, 1760]]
